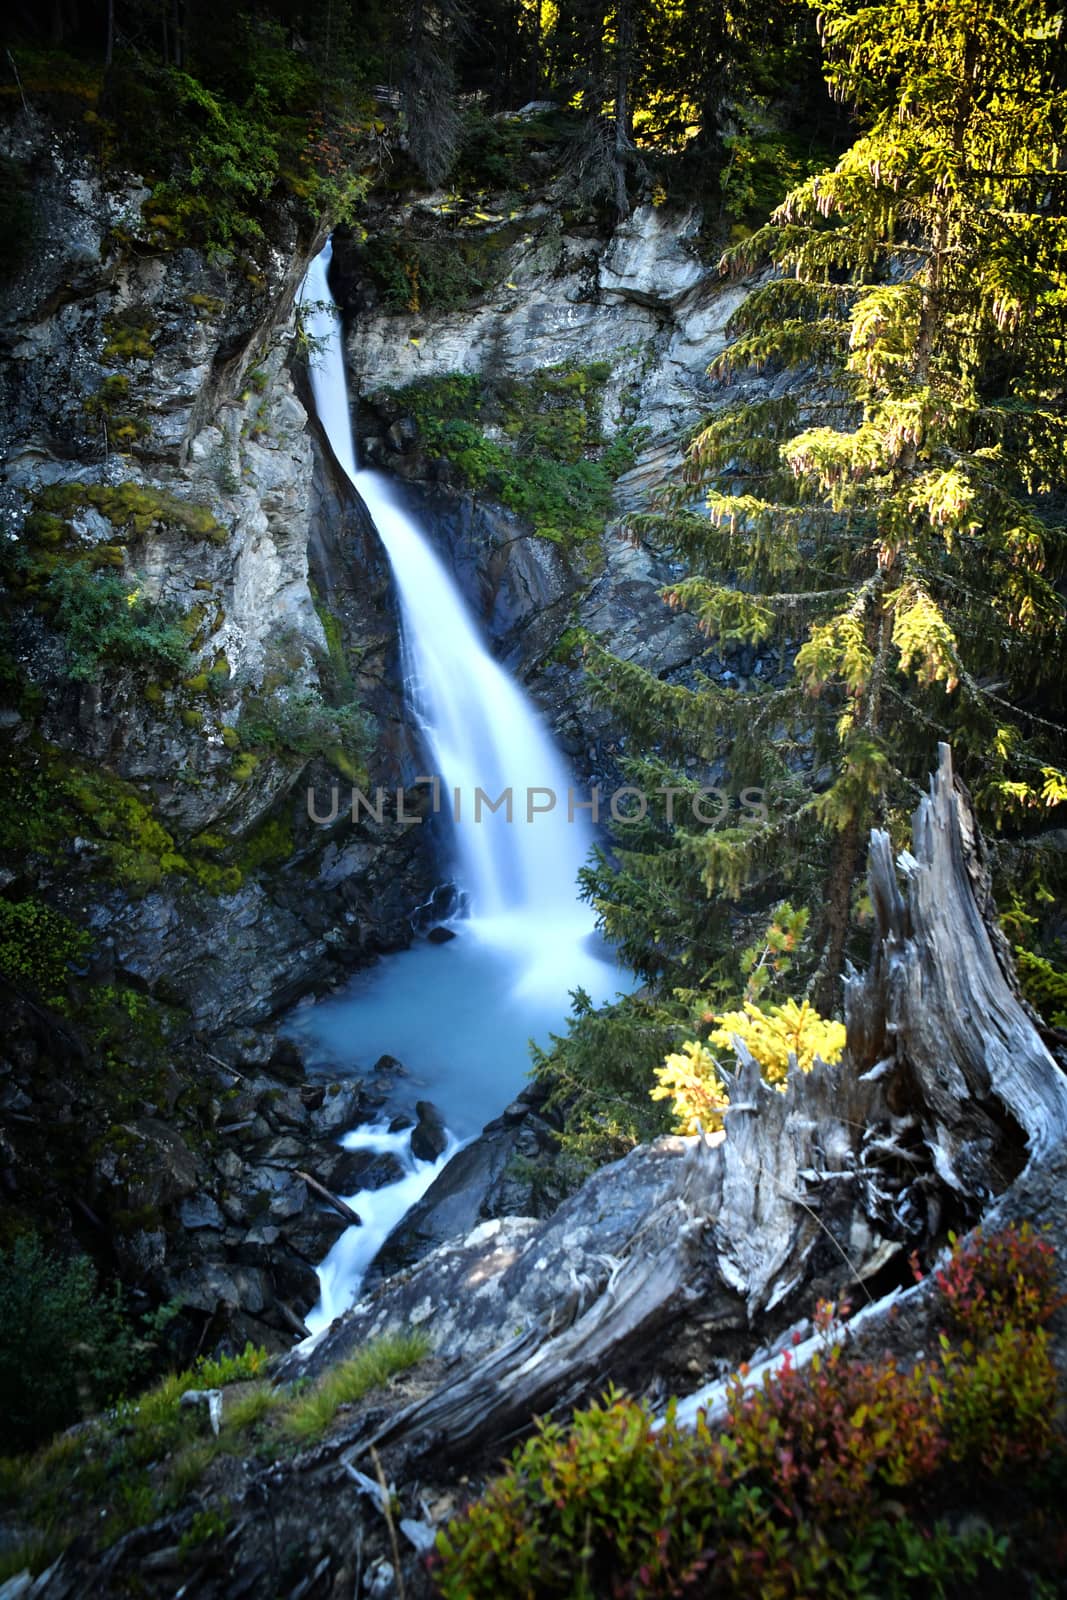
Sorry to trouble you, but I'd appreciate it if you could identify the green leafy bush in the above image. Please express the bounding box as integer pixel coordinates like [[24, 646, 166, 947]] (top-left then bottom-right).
[[362, 231, 502, 314], [530, 989, 680, 1174], [1014, 946, 1067, 1028], [100, 29, 372, 252], [433, 1225, 1063, 1598], [0, 1235, 158, 1451], [239, 687, 374, 769], [43, 562, 190, 682], [380, 365, 640, 543]]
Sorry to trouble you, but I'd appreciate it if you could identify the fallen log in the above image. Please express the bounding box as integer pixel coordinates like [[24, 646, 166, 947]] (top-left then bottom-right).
[[331, 744, 1067, 1464], [295, 1169, 362, 1227]]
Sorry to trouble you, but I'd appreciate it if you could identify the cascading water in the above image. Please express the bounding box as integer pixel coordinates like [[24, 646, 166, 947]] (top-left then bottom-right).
[[298, 241, 604, 987], [291, 240, 628, 1335]]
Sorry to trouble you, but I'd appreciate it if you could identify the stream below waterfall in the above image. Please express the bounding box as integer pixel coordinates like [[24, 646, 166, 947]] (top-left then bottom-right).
[[287, 241, 632, 1335]]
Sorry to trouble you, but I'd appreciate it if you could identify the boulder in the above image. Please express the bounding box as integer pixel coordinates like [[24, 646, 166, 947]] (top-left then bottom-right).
[[179, 1193, 226, 1231], [410, 1100, 449, 1162]]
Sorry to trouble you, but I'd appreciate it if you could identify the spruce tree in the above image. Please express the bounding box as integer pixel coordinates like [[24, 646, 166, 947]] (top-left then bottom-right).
[[584, 0, 1067, 1010]]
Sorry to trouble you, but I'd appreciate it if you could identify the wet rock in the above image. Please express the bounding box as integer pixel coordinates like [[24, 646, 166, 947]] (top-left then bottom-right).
[[373, 1054, 406, 1076], [269, 1037, 307, 1083], [269, 1252, 320, 1310], [217, 1028, 279, 1070], [318, 1147, 406, 1194], [114, 1227, 167, 1277], [214, 1149, 244, 1183], [179, 1194, 225, 1231], [172, 1262, 242, 1315], [426, 925, 456, 944], [410, 1101, 448, 1162], [231, 1267, 271, 1318], [308, 1081, 364, 1136], [386, 415, 418, 451], [282, 1208, 349, 1261], [256, 1135, 305, 1163]]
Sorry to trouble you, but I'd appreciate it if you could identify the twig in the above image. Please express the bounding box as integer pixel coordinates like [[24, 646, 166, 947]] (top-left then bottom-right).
[[370, 1444, 406, 1600], [203, 1049, 250, 1082], [6, 50, 29, 115]]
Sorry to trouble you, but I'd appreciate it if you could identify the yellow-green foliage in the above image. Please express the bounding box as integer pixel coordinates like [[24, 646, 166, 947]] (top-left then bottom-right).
[[282, 1331, 430, 1443], [177, 1503, 231, 1555], [0, 899, 90, 1008], [81, 374, 150, 447], [650, 1040, 731, 1134], [221, 1386, 285, 1433], [1015, 946, 1067, 1028], [237, 814, 294, 873], [230, 751, 260, 780], [710, 997, 846, 1082], [651, 999, 846, 1134]]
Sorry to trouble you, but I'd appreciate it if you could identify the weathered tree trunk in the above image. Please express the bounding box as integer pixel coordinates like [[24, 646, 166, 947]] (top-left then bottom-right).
[[844, 743, 1067, 1189], [327, 744, 1067, 1465]]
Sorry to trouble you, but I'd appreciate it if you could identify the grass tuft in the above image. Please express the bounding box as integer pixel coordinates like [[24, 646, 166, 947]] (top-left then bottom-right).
[[283, 1332, 430, 1444]]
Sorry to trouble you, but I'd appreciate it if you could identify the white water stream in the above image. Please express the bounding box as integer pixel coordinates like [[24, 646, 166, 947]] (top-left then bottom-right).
[[292, 240, 628, 1335]]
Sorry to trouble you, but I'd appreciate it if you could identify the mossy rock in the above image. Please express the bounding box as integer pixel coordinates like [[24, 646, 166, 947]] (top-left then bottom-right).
[[31, 481, 225, 545], [236, 813, 294, 873], [0, 898, 90, 1009], [231, 752, 259, 781], [184, 292, 225, 316], [102, 309, 157, 364]]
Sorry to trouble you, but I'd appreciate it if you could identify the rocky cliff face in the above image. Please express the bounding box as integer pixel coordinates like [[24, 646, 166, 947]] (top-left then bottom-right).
[[330, 195, 785, 791], [0, 120, 436, 1033], [0, 120, 438, 1350]]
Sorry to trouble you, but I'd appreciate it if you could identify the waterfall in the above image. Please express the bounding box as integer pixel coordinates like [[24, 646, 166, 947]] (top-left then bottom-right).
[[291, 240, 627, 1337], [297, 241, 604, 994]]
